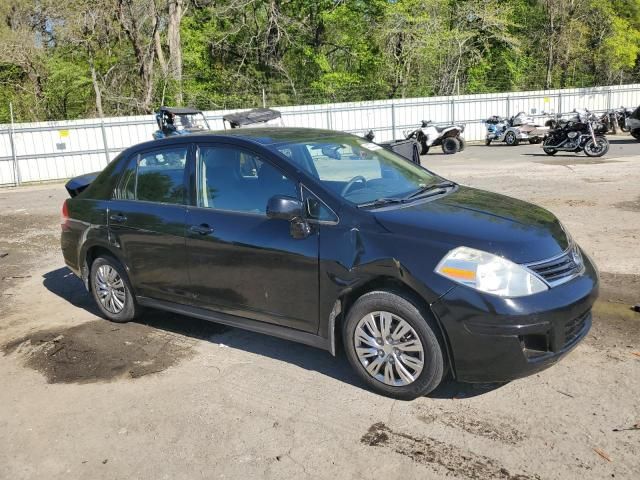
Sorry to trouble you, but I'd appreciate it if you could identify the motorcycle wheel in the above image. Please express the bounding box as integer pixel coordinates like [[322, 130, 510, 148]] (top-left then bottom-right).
[[505, 131, 519, 146], [584, 137, 609, 157], [631, 129, 640, 141], [485, 138, 492, 146], [441, 137, 460, 154], [529, 138, 542, 144]]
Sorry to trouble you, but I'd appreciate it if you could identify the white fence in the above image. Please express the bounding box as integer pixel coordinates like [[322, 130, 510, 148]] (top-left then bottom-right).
[[2, 83, 640, 186]]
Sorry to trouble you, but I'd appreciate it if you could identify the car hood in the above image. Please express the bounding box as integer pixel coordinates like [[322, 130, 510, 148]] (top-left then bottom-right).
[[373, 186, 569, 264]]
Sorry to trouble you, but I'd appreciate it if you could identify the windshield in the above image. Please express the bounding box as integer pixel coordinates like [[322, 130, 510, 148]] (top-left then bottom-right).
[[170, 113, 208, 130], [272, 135, 444, 206]]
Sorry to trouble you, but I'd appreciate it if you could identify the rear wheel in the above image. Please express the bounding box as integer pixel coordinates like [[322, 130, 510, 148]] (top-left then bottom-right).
[[343, 290, 445, 400], [505, 131, 519, 146], [90, 255, 141, 322], [441, 137, 460, 154], [631, 129, 640, 141]]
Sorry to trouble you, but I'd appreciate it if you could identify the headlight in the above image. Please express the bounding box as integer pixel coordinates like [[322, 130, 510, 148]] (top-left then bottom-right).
[[435, 246, 548, 297]]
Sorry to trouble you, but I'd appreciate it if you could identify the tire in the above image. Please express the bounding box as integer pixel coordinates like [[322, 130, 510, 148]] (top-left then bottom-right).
[[631, 129, 640, 141], [529, 137, 542, 144], [457, 136, 466, 151], [505, 131, 519, 146], [342, 290, 445, 400], [441, 137, 460, 154], [543, 147, 558, 156], [583, 137, 609, 157], [90, 255, 141, 322], [485, 138, 492, 146], [420, 140, 429, 155]]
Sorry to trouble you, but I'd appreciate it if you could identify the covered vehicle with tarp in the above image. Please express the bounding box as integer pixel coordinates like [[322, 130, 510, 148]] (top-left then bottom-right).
[[223, 108, 284, 129], [153, 106, 210, 139]]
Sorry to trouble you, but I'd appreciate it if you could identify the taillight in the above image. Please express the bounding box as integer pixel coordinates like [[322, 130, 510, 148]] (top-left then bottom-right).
[[61, 200, 69, 228]]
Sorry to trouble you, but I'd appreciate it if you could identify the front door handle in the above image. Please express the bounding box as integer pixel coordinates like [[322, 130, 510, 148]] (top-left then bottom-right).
[[109, 213, 127, 223], [190, 224, 214, 235]]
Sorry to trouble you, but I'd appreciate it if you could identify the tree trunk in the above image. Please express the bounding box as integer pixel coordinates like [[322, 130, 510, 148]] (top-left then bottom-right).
[[168, 0, 183, 105], [90, 61, 104, 117]]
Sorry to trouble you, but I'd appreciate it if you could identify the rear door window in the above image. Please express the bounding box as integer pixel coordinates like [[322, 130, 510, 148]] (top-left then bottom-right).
[[115, 147, 188, 204]]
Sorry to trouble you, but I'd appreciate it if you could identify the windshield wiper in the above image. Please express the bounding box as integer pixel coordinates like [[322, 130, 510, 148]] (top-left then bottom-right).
[[404, 181, 456, 200], [357, 197, 406, 209]]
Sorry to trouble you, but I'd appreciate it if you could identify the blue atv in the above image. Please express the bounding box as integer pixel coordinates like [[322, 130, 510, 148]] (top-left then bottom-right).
[[152, 106, 210, 139]]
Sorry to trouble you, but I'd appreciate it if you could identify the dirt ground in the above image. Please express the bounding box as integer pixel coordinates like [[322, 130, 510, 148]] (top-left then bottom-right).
[[1, 138, 639, 479]]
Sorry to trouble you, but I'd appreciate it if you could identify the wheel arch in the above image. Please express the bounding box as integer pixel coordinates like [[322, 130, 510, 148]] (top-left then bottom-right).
[[80, 242, 129, 292], [331, 275, 456, 378]]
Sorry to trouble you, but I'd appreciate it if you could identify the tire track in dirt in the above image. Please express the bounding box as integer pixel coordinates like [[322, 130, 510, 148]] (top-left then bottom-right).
[[361, 422, 539, 479]]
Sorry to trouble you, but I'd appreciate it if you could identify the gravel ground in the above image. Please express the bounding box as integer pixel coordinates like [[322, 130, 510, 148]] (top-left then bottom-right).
[[0, 138, 639, 480]]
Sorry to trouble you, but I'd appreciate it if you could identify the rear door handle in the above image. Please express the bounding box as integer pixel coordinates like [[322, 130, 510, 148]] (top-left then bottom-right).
[[190, 224, 214, 235], [109, 213, 127, 224]]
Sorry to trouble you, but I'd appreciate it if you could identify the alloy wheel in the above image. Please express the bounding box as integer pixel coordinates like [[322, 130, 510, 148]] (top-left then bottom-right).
[[95, 264, 126, 314], [354, 311, 425, 386]]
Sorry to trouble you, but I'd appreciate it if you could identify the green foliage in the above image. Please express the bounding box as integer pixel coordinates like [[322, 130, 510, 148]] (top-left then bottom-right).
[[1, 0, 640, 122]]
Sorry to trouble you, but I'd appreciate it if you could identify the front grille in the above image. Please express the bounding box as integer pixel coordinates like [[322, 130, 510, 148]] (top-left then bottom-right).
[[564, 311, 590, 347], [527, 248, 582, 286]]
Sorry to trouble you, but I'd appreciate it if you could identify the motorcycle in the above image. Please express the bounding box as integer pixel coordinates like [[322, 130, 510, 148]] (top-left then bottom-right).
[[484, 112, 548, 146], [542, 110, 609, 157], [405, 120, 465, 155], [599, 107, 632, 134]]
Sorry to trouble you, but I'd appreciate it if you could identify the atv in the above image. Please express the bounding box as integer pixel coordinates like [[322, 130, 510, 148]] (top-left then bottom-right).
[[405, 120, 466, 155], [152, 106, 210, 139]]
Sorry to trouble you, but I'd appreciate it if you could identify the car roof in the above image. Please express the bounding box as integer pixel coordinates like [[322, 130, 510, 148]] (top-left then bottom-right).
[[133, 127, 348, 151], [159, 106, 203, 115]]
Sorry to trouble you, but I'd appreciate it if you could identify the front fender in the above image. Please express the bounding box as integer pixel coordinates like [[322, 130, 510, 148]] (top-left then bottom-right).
[[317, 224, 455, 339]]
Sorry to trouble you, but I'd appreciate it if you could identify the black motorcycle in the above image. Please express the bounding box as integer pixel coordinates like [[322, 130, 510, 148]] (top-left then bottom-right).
[[543, 111, 609, 157], [600, 107, 632, 134]]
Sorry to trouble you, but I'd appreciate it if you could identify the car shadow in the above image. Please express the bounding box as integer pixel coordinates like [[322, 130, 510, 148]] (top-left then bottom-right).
[[43, 266, 501, 400]]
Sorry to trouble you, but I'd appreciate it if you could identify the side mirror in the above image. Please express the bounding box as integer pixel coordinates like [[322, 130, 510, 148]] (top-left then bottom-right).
[[266, 195, 303, 221]]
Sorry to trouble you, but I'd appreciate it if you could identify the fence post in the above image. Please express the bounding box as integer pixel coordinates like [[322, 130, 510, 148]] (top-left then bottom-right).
[[557, 91, 563, 116], [505, 95, 510, 119], [606, 88, 612, 111], [325, 106, 332, 130], [391, 102, 397, 140], [8, 102, 20, 186], [100, 119, 110, 165], [450, 97, 455, 123]]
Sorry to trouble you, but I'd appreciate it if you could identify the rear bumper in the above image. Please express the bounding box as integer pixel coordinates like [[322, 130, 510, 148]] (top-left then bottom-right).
[[431, 256, 598, 383]]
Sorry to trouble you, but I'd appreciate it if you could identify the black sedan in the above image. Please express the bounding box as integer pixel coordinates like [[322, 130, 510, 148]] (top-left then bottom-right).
[[60, 128, 598, 399]]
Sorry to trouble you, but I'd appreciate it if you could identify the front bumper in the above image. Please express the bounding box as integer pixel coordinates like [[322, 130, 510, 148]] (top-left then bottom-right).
[[431, 255, 599, 383]]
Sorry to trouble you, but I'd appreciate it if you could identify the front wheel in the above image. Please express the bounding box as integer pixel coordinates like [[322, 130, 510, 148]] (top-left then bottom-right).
[[457, 136, 466, 151], [441, 137, 460, 154], [343, 290, 445, 400], [420, 140, 429, 155], [631, 129, 640, 141], [485, 138, 492, 146], [90, 255, 141, 322], [583, 137, 609, 157], [505, 131, 519, 146]]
